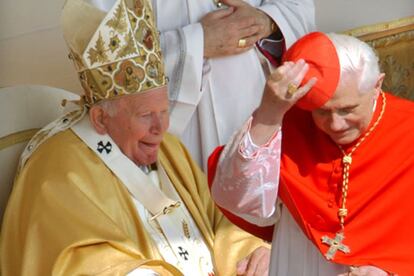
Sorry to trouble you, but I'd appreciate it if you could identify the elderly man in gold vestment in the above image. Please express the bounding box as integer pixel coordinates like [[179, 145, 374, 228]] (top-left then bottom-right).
[[0, 0, 268, 275]]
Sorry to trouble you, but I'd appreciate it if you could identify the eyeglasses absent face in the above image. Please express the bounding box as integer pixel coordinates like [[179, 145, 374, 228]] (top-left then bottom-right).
[[93, 86, 169, 165], [311, 77, 380, 145]]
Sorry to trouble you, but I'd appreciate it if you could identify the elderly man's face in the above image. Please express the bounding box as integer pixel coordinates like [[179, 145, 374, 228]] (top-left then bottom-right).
[[97, 87, 169, 165], [311, 75, 380, 145]]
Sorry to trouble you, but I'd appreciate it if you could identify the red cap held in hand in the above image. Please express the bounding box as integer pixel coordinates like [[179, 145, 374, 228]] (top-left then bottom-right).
[[283, 32, 340, 111]]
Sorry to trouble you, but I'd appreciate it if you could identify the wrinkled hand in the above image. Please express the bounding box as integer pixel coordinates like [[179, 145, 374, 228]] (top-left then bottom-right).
[[338, 266, 390, 276], [236, 246, 270, 276], [249, 59, 316, 145], [256, 59, 316, 123], [222, 0, 275, 38], [201, 0, 274, 58]]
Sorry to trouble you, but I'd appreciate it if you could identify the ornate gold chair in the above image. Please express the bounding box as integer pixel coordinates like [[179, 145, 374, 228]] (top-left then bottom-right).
[[344, 16, 414, 100], [0, 85, 79, 224]]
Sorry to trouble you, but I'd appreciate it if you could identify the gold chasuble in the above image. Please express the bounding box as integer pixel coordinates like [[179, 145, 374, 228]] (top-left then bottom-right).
[[1, 129, 264, 276], [1, 0, 265, 273]]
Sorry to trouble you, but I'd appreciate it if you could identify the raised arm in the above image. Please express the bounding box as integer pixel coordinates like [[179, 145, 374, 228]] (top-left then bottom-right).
[[162, 0, 316, 135], [211, 60, 316, 225]]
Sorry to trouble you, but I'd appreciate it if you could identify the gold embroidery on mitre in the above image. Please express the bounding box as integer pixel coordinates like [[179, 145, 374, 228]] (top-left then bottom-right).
[[108, 35, 121, 53], [133, 0, 145, 17], [114, 59, 146, 93], [105, 3, 128, 34], [146, 53, 164, 83], [62, 0, 167, 106], [135, 20, 154, 51], [87, 32, 109, 65]]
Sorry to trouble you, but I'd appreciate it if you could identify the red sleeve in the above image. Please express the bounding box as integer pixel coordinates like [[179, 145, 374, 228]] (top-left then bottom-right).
[[207, 146, 275, 242]]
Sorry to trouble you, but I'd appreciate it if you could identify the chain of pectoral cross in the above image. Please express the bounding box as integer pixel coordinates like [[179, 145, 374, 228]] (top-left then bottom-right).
[[321, 91, 386, 260]]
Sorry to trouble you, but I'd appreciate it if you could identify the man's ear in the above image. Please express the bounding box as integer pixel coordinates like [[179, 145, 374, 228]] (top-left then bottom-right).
[[89, 106, 108, 135], [371, 73, 385, 99], [375, 73, 385, 92]]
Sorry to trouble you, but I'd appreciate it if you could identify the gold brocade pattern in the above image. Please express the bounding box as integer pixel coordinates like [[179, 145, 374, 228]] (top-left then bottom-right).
[[62, 0, 167, 106], [344, 16, 414, 100], [87, 33, 109, 65], [114, 59, 146, 93], [105, 3, 128, 34], [1, 131, 267, 275], [375, 32, 414, 100]]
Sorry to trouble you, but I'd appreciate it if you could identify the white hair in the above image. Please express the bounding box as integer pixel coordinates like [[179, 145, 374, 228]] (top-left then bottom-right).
[[96, 98, 120, 117], [327, 33, 381, 93]]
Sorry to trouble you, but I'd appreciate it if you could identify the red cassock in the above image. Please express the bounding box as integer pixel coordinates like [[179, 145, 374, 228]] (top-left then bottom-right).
[[208, 93, 414, 275]]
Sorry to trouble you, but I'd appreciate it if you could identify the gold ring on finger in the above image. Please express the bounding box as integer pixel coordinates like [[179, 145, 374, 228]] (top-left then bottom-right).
[[238, 38, 247, 48], [287, 83, 298, 96]]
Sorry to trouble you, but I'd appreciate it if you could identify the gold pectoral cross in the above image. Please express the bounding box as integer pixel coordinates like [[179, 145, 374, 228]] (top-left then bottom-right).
[[321, 232, 350, 260]]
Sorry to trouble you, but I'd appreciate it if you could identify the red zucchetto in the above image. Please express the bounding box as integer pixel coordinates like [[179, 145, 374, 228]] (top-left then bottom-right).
[[283, 32, 340, 111]]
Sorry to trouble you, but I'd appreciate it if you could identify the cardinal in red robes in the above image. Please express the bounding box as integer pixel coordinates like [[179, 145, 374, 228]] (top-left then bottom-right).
[[209, 32, 414, 275]]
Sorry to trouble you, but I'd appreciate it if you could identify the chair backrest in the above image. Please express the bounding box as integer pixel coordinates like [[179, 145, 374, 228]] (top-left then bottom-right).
[[344, 16, 414, 100], [0, 85, 79, 223]]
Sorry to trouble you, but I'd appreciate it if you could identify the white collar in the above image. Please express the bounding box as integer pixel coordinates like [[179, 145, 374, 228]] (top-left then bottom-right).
[[71, 116, 179, 216]]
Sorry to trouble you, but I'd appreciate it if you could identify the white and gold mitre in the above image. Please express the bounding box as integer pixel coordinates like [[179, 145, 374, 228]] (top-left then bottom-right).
[[61, 0, 167, 106]]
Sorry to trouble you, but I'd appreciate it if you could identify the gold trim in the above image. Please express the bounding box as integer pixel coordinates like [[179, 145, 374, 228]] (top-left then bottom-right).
[[343, 16, 414, 41], [0, 129, 39, 151], [358, 24, 414, 41]]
